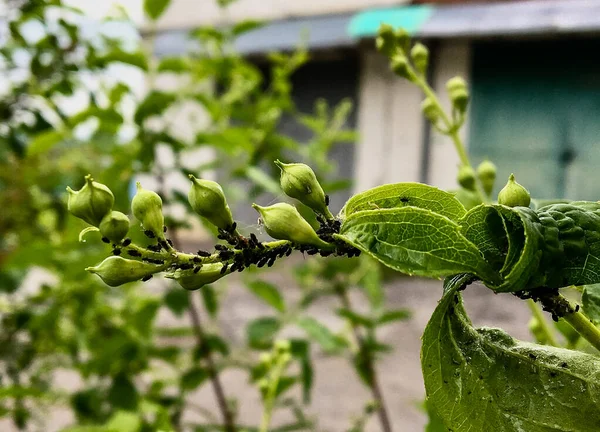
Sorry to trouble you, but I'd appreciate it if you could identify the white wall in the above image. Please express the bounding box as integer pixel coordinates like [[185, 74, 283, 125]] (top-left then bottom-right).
[[153, 0, 409, 30], [354, 48, 424, 193]]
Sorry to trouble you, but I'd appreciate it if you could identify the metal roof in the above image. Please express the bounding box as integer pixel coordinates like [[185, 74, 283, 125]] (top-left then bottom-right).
[[153, 0, 600, 57], [350, 0, 600, 39], [153, 13, 354, 57]]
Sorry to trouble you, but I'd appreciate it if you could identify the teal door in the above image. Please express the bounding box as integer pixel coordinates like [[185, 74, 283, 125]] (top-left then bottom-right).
[[469, 39, 600, 201]]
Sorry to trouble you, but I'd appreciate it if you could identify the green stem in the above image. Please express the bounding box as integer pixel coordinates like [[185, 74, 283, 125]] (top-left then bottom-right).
[[562, 306, 600, 353], [259, 356, 287, 432], [526, 299, 559, 347], [411, 73, 488, 204]]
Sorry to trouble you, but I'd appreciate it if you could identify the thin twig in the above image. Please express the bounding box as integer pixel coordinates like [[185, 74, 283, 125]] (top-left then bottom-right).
[[335, 285, 393, 432]]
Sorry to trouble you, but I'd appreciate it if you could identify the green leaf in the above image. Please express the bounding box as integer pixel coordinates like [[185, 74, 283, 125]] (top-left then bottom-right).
[[27, 130, 66, 157], [341, 183, 466, 221], [105, 411, 141, 432], [108, 374, 139, 411], [289, 339, 313, 403], [337, 207, 499, 282], [200, 285, 218, 318], [144, 0, 171, 20], [422, 274, 600, 432], [245, 166, 282, 195], [582, 283, 600, 324], [164, 287, 189, 317], [296, 317, 347, 354], [337, 308, 373, 328], [231, 20, 263, 36], [180, 367, 209, 391], [100, 49, 148, 70], [247, 317, 281, 349], [157, 57, 189, 73], [423, 398, 447, 432], [134, 91, 177, 125], [376, 309, 411, 325], [247, 280, 286, 312]]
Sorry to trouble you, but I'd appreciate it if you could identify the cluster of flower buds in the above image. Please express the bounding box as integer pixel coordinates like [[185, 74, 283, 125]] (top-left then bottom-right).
[[255, 340, 293, 400], [68, 161, 359, 291], [376, 24, 430, 80], [67, 175, 132, 244]]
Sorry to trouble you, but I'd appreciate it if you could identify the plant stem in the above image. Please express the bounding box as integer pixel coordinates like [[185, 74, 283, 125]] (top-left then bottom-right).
[[562, 305, 600, 353], [259, 355, 287, 432], [335, 285, 393, 432], [526, 299, 559, 347], [411, 73, 488, 204], [170, 230, 237, 432]]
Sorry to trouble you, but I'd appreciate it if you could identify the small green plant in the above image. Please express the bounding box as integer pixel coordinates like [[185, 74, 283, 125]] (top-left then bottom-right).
[[67, 24, 600, 432]]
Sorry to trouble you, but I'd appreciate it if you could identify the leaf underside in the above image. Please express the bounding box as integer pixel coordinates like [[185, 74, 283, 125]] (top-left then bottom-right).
[[422, 274, 600, 432]]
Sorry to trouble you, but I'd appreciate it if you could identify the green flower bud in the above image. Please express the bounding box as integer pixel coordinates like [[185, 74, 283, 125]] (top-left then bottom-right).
[[188, 175, 235, 230], [86, 256, 162, 287], [391, 54, 411, 79], [446, 76, 467, 93], [421, 98, 439, 124], [252, 203, 332, 249], [131, 182, 164, 238], [457, 165, 476, 191], [394, 28, 411, 53], [66, 175, 114, 226], [477, 159, 497, 196], [453, 188, 481, 211], [497, 174, 531, 208], [410, 42, 429, 75], [275, 160, 331, 217], [165, 263, 228, 291], [274, 339, 291, 353], [446, 76, 469, 112], [259, 353, 272, 365], [376, 24, 396, 57], [99, 211, 130, 243]]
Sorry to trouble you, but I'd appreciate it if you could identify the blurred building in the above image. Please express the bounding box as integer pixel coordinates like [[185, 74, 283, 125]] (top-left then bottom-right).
[[150, 0, 600, 202]]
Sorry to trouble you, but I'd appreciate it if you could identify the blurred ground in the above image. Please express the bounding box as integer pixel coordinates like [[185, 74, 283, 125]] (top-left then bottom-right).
[[5, 255, 533, 432]]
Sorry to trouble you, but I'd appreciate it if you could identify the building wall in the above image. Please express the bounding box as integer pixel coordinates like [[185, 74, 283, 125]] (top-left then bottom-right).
[[152, 0, 409, 30]]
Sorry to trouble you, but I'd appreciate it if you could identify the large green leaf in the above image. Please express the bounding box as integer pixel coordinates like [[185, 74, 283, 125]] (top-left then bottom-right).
[[422, 274, 600, 432], [341, 183, 466, 221], [337, 207, 499, 282]]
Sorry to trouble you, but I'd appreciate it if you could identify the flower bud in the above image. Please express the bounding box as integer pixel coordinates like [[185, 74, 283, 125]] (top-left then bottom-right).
[[446, 76, 469, 112], [99, 211, 130, 243], [394, 28, 411, 53], [457, 165, 476, 191], [498, 174, 531, 208], [165, 263, 228, 291], [131, 182, 164, 238], [252, 203, 332, 249], [391, 54, 411, 79], [421, 98, 439, 124], [410, 42, 429, 75], [188, 175, 235, 231], [274, 339, 291, 353], [376, 24, 396, 57], [275, 160, 331, 217], [66, 175, 114, 226], [86, 256, 161, 287], [477, 159, 497, 196]]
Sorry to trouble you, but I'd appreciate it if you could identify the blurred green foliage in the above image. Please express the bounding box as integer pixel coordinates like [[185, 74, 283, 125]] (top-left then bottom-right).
[[0, 1, 407, 431]]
